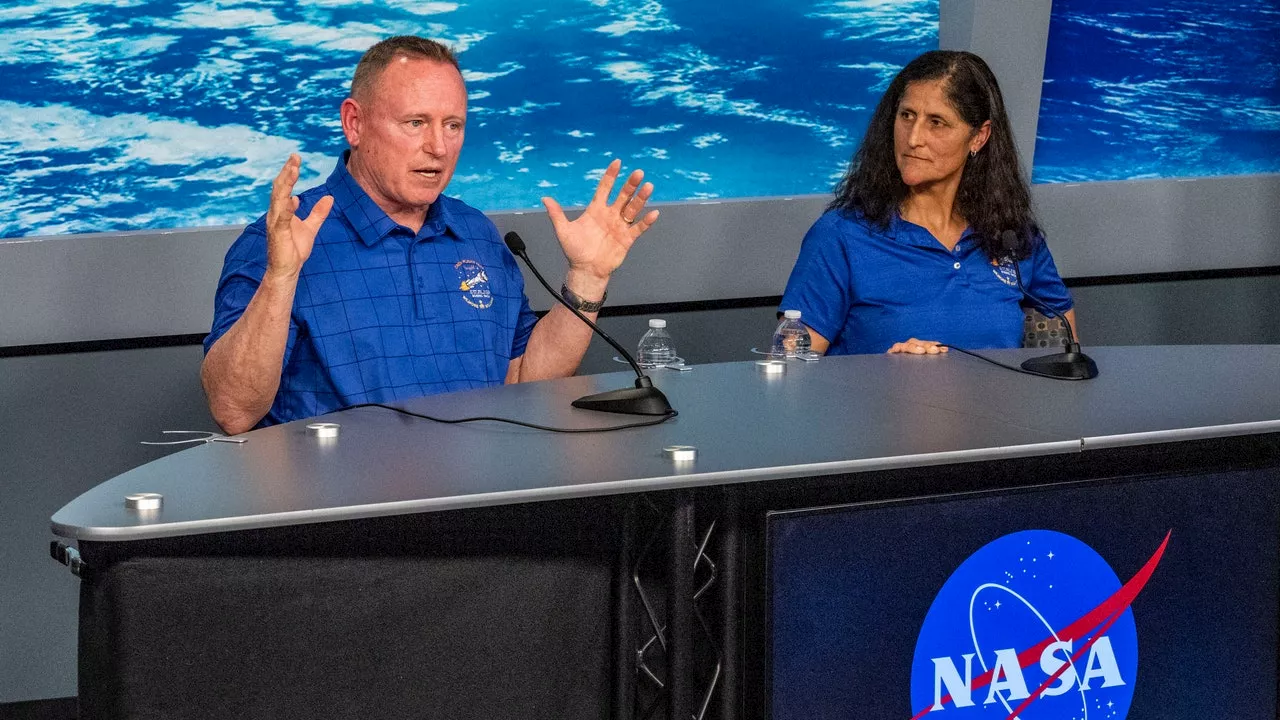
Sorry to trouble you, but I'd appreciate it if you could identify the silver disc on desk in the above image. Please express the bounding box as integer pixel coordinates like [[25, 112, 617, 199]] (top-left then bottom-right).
[[124, 493, 163, 511], [306, 422, 341, 438], [664, 445, 697, 462], [755, 360, 786, 374]]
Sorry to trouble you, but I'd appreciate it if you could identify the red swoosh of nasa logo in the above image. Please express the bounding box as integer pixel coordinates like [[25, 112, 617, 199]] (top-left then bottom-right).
[[909, 530, 1171, 720]]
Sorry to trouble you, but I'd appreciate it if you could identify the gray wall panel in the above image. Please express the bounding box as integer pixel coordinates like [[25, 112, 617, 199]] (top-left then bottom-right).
[[1071, 277, 1280, 346], [0, 197, 829, 348], [1034, 175, 1280, 277], [7, 174, 1280, 349], [0, 227, 239, 346], [0, 345, 215, 703], [942, 0, 1053, 179], [938, 0, 976, 53], [490, 196, 828, 311], [581, 306, 781, 375]]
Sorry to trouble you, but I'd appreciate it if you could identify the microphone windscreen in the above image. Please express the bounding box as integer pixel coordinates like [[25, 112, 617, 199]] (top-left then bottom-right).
[[1000, 229, 1020, 254], [503, 231, 526, 254]]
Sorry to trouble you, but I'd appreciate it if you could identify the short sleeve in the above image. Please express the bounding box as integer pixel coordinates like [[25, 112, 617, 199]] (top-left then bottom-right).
[[778, 212, 854, 344], [203, 222, 299, 365], [510, 293, 538, 360], [490, 223, 538, 360], [1022, 235, 1074, 316]]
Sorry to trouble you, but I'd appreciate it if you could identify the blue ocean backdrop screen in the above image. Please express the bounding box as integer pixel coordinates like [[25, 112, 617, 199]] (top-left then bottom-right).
[[0, 0, 938, 238], [1033, 0, 1280, 183]]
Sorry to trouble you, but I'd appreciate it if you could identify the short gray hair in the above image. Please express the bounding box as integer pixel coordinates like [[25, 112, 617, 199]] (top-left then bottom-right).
[[350, 36, 459, 100]]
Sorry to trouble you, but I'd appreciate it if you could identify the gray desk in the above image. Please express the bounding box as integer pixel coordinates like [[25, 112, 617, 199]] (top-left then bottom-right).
[[52, 346, 1280, 540], [50, 346, 1280, 720]]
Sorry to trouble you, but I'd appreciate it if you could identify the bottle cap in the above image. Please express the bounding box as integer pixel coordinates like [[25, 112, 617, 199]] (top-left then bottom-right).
[[649, 318, 667, 328], [783, 309, 801, 319]]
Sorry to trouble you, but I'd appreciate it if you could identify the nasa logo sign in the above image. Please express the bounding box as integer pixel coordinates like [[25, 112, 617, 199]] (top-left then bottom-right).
[[909, 530, 1169, 720]]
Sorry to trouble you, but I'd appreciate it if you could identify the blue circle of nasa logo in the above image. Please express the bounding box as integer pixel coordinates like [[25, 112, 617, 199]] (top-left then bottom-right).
[[992, 258, 1019, 287], [908, 529, 1163, 720], [455, 259, 493, 309]]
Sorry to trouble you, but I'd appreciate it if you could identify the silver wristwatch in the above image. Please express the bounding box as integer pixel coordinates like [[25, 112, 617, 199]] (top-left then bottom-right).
[[560, 283, 606, 313]]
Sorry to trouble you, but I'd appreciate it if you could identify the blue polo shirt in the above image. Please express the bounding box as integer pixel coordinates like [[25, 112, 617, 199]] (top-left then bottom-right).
[[205, 153, 539, 427], [779, 209, 1073, 355]]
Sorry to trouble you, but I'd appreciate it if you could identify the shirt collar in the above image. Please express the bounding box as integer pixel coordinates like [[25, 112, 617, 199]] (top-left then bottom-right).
[[325, 150, 462, 247], [889, 210, 977, 251]]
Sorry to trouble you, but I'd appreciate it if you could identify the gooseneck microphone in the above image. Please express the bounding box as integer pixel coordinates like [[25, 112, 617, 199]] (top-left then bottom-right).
[[503, 231, 675, 416], [1001, 230, 1099, 380]]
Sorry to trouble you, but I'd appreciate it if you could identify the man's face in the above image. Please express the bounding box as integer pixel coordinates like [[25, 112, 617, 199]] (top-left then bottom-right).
[[343, 56, 467, 225]]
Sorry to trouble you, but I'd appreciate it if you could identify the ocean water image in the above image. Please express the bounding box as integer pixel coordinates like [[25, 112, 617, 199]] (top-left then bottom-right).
[[1034, 0, 1280, 183], [0, 0, 937, 238]]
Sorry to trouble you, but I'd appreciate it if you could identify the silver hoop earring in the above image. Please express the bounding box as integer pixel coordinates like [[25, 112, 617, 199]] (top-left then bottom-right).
[[969, 149, 977, 159]]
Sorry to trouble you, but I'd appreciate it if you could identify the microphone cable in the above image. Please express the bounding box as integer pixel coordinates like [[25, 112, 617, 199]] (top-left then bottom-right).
[[939, 231, 1095, 380], [939, 345, 1091, 381], [348, 402, 678, 433]]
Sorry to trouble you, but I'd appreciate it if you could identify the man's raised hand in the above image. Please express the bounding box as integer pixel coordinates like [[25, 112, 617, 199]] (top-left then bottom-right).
[[266, 154, 333, 280], [540, 159, 659, 282]]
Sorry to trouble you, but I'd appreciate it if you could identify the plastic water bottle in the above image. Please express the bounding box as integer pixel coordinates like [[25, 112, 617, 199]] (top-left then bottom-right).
[[637, 319, 676, 368], [771, 310, 811, 358]]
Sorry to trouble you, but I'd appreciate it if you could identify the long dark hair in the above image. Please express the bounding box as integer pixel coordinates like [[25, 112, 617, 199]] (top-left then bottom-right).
[[830, 50, 1039, 259]]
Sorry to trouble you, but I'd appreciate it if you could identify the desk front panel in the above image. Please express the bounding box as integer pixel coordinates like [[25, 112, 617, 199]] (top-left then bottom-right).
[[768, 467, 1280, 720]]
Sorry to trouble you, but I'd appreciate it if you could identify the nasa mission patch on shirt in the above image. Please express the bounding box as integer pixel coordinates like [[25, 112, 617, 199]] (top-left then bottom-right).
[[991, 257, 1020, 288], [455, 259, 493, 310]]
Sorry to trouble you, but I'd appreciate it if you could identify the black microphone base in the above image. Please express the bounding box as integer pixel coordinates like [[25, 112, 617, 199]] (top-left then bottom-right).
[[572, 385, 674, 416], [1021, 350, 1099, 380]]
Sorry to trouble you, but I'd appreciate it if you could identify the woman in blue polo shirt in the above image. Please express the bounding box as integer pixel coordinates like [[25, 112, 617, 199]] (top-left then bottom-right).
[[780, 50, 1075, 355]]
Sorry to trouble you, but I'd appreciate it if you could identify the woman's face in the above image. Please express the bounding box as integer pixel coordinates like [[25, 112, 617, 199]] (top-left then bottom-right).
[[893, 79, 990, 189]]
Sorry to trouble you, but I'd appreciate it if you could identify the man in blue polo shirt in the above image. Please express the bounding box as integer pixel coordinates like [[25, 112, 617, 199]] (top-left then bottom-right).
[[202, 36, 659, 434]]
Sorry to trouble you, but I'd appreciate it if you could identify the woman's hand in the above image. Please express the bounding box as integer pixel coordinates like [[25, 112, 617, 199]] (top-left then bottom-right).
[[887, 338, 949, 355]]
